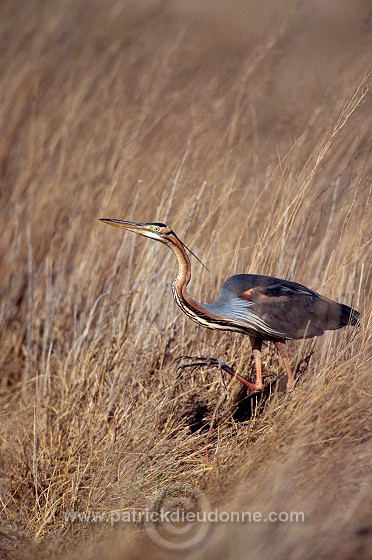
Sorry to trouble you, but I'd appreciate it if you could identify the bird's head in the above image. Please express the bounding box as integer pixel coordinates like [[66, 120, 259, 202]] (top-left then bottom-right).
[[99, 218, 173, 243], [99, 218, 208, 270]]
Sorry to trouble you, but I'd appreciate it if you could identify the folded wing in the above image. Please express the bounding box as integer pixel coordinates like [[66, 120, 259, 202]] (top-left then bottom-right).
[[209, 274, 359, 340]]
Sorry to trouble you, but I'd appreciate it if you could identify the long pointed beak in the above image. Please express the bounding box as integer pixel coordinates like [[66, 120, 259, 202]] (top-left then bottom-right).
[[99, 218, 146, 234]]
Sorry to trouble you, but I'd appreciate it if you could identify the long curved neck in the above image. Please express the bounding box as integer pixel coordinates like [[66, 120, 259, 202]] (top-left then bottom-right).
[[167, 235, 249, 333], [168, 236, 191, 298], [168, 235, 212, 326], [168, 236, 224, 328]]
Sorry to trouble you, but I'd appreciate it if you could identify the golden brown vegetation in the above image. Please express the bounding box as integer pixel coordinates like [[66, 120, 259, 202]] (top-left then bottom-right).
[[0, 1, 371, 559]]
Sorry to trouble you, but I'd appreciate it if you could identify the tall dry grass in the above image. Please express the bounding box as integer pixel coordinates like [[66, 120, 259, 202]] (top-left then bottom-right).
[[0, 1, 371, 559]]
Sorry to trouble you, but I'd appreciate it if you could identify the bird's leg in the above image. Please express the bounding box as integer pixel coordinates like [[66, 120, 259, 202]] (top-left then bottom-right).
[[176, 356, 260, 393], [249, 336, 263, 391], [274, 341, 294, 390]]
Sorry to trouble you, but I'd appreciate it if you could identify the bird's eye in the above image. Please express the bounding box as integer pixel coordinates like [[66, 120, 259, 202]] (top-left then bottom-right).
[[153, 226, 160, 232]]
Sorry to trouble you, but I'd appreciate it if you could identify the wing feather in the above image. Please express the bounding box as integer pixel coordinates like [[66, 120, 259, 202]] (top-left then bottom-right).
[[206, 274, 357, 340]]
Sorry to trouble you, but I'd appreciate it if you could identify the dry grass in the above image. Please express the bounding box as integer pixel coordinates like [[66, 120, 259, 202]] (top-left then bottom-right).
[[0, 1, 371, 559]]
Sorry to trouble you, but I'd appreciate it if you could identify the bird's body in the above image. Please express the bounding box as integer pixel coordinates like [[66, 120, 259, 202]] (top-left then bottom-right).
[[99, 219, 359, 392], [186, 273, 358, 341]]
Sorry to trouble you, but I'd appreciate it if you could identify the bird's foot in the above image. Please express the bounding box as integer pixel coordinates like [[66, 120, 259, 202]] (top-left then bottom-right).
[[176, 356, 261, 393], [176, 356, 224, 372]]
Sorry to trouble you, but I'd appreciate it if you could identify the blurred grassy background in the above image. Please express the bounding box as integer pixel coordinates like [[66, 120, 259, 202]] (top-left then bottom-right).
[[0, 1, 371, 559]]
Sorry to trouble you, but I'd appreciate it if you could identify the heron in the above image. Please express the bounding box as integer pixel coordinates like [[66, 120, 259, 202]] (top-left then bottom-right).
[[99, 219, 360, 393]]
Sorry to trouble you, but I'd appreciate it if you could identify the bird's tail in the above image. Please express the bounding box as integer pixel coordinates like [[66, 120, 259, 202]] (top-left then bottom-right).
[[321, 299, 360, 330], [338, 303, 360, 327]]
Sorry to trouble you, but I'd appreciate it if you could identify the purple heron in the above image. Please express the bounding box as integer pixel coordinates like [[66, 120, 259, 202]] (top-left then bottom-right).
[[99, 219, 360, 392]]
